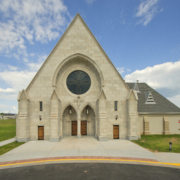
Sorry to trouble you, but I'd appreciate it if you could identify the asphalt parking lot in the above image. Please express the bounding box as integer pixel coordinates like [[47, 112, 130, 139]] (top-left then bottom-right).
[[0, 163, 180, 180]]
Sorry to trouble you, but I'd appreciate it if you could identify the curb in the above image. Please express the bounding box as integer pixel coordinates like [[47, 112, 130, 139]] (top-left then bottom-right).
[[1, 156, 180, 169]]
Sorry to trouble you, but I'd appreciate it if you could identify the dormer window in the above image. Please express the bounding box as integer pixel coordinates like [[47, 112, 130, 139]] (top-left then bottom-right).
[[145, 91, 156, 104]]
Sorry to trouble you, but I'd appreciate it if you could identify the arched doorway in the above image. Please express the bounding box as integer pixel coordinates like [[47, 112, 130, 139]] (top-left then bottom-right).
[[62, 105, 77, 137], [81, 105, 95, 136]]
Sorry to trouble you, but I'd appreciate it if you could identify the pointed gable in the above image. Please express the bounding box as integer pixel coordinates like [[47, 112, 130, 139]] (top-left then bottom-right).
[[127, 89, 138, 101], [50, 89, 60, 101], [19, 90, 29, 101], [26, 13, 129, 95], [98, 89, 107, 100]]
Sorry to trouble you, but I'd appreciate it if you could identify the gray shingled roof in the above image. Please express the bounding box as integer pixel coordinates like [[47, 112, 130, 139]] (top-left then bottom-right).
[[126, 83, 180, 113]]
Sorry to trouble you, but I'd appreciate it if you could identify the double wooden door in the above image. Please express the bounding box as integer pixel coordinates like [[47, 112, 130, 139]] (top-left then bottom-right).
[[38, 126, 44, 140], [71, 121, 87, 136], [113, 125, 119, 139]]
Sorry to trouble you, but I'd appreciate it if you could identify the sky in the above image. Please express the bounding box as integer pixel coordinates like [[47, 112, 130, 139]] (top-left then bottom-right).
[[0, 0, 180, 113]]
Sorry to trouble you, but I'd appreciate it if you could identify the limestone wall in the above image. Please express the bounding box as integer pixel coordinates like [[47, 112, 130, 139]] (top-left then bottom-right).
[[23, 15, 130, 140]]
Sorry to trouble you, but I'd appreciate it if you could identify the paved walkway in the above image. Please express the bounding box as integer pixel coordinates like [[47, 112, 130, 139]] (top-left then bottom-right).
[[0, 137, 158, 162], [0, 138, 15, 147], [155, 153, 180, 163], [0, 137, 180, 169]]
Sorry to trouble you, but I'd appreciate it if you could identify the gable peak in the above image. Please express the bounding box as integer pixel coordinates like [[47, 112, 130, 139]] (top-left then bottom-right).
[[98, 89, 107, 100], [19, 89, 29, 101], [50, 89, 60, 100]]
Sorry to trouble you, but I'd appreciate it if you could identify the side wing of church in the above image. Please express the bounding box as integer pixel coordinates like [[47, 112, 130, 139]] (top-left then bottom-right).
[[16, 14, 180, 142]]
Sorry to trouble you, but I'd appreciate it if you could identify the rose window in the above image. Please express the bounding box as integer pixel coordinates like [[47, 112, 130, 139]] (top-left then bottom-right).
[[66, 70, 91, 95]]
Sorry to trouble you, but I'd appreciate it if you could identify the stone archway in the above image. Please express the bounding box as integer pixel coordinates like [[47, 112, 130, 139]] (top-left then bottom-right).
[[62, 105, 77, 137], [52, 53, 104, 88], [81, 105, 96, 136]]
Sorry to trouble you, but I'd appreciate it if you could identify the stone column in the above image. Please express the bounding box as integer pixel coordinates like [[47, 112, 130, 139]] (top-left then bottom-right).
[[77, 111, 81, 139], [17, 90, 30, 142], [95, 117, 98, 138], [126, 90, 139, 140], [50, 90, 60, 142], [87, 113, 91, 136], [60, 118, 63, 138]]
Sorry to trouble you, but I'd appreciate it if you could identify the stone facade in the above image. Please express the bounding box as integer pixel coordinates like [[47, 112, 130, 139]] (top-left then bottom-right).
[[16, 14, 180, 143], [16, 14, 139, 142]]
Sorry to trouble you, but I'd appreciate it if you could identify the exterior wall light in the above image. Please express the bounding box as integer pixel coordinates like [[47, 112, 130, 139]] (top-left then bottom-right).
[[115, 115, 118, 120], [86, 106, 89, 115], [169, 142, 172, 151], [69, 106, 72, 114], [39, 115, 41, 120]]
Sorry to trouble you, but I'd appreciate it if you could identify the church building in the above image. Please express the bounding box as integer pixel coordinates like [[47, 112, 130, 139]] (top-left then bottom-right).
[[16, 14, 180, 142]]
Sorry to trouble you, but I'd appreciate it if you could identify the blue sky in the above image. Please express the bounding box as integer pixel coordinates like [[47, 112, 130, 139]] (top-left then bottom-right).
[[0, 0, 180, 113]]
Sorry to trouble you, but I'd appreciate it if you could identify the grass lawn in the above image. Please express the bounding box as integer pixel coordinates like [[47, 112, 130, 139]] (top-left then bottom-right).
[[132, 135, 180, 153], [0, 142, 24, 155], [0, 119, 16, 142]]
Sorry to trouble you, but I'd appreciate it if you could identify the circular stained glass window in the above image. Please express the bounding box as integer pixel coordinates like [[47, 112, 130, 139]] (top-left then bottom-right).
[[67, 70, 91, 95]]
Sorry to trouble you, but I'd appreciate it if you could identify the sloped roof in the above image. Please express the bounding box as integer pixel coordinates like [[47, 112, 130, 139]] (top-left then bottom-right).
[[126, 83, 180, 113]]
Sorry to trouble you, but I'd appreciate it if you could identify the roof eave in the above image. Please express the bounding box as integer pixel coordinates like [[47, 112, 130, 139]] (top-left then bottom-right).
[[138, 112, 180, 115]]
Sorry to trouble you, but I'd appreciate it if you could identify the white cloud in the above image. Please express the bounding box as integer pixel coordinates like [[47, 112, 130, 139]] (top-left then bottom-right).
[[124, 60, 180, 107], [27, 63, 43, 71], [127, 68, 131, 72], [8, 65, 17, 71], [0, 88, 16, 93], [0, 0, 70, 56], [30, 53, 35, 57], [38, 54, 48, 62], [168, 95, 180, 108], [0, 104, 17, 113], [0, 71, 36, 91], [117, 67, 125, 74], [27, 54, 47, 71], [85, 0, 97, 5], [13, 53, 20, 60], [0, 56, 44, 112], [23, 58, 29, 62], [135, 0, 160, 26]]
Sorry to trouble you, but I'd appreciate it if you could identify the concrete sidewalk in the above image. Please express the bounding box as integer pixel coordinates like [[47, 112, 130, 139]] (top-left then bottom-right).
[[1, 137, 180, 166], [0, 137, 158, 163], [0, 138, 15, 147], [155, 153, 180, 163]]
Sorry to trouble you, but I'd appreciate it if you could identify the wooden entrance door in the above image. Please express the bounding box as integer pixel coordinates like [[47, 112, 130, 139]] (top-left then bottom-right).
[[81, 121, 87, 135], [113, 125, 119, 139], [38, 126, 44, 140], [72, 121, 77, 135]]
